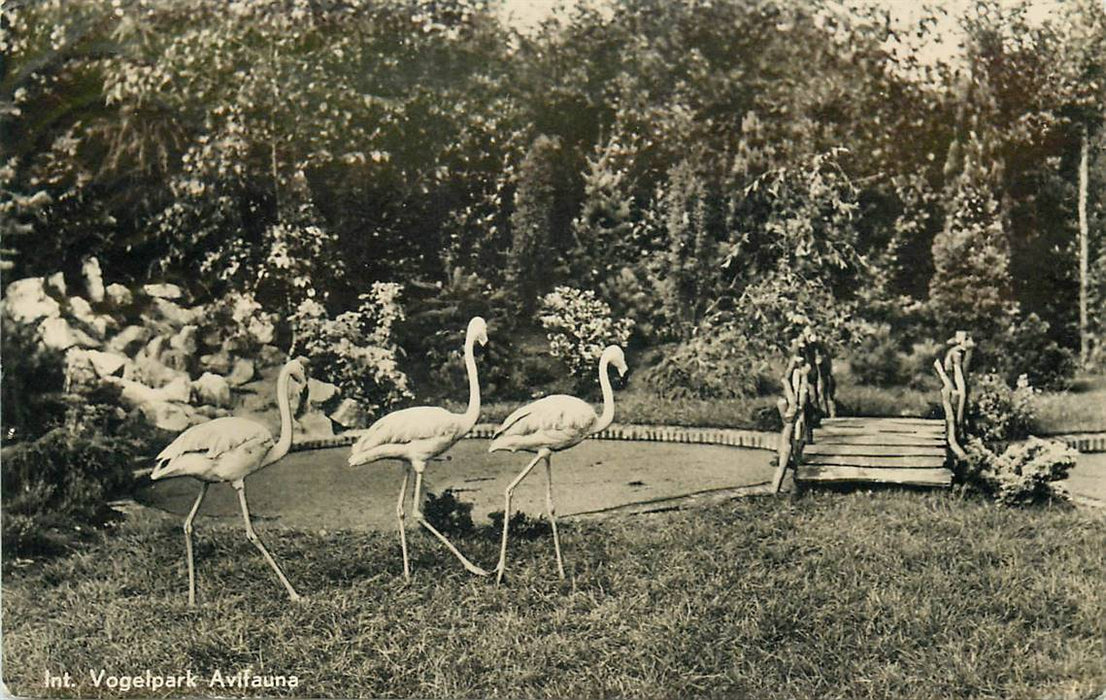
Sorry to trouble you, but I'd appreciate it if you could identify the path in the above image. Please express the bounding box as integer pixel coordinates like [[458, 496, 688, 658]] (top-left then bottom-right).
[[137, 440, 777, 531]]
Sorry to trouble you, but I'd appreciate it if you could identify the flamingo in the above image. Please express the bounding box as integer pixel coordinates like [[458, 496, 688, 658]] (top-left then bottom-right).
[[489, 344, 628, 584], [347, 316, 489, 580], [150, 358, 308, 605]]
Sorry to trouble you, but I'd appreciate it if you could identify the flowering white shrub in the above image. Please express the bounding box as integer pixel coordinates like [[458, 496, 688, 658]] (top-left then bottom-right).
[[539, 286, 633, 386], [965, 436, 1077, 505], [203, 291, 278, 354], [291, 282, 411, 415]]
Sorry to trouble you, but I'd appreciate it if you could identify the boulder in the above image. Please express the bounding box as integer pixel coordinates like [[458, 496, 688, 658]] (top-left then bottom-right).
[[148, 298, 204, 328], [86, 350, 130, 378], [199, 351, 234, 374], [39, 317, 100, 350], [105, 283, 133, 308], [46, 271, 66, 296], [3, 277, 61, 324], [143, 283, 183, 300], [160, 349, 192, 373], [307, 378, 340, 406], [296, 411, 335, 440], [128, 353, 189, 388], [139, 401, 194, 432], [195, 405, 231, 419], [192, 372, 232, 408], [107, 325, 151, 356], [108, 375, 192, 409], [67, 296, 111, 338], [170, 325, 199, 355], [329, 398, 369, 430], [82, 257, 105, 302], [227, 358, 256, 387], [257, 344, 285, 367], [63, 348, 99, 392]]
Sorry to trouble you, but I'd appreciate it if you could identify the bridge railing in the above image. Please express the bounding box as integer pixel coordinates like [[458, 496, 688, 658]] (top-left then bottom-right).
[[772, 332, 835, 493], [933, 331, 974, 463]]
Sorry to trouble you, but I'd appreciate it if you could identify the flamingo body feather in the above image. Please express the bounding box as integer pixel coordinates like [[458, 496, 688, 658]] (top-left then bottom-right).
[[349, 406, 470, 466], [152, 417, 276, 483], [489, 395, 598, 453]]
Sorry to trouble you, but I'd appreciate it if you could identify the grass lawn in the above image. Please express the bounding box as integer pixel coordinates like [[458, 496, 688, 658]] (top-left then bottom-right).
[[1032, 373, 1106, 434], [4, 492, 1105, 699]]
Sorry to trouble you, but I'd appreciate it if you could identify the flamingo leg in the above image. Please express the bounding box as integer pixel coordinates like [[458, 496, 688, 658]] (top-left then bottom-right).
[[496, 449, 548, 585], [411, 464, 489, 577], [396, 465, 411, 581], [544, 455, 565, 580], [232, 480, 302, 602], [183, 482, 209, 606]]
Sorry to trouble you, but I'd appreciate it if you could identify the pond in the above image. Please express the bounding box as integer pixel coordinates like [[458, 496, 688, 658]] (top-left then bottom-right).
[[137, 439, 778, 531]]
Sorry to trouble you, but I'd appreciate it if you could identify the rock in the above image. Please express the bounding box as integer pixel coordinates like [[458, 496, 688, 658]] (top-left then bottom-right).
[[3, 277, 61, 324], [143, 283, 183, 300], [82, 257, 105, 302], [63, 348, 99, 392], [67, 296, 111, 338], [329, 398, 369, 429], [149, 298, 204, 327], [227, 358, 256, 386], [107, 325, 151, 356], [307, 378, 340, 406], [107, 375, 192, 409], [170, 325, 199, 355], [296, 411, 335, 440], [192, 372, 232, 408], [159, 348, 192, 374], [46, 271, 66, 296], [139, 401, 194, 432], [86, 350, 129, 378], [199, 351, 233, 374], [257, 344, 285, 367], [39, 317, 100, 350], [105, 283, 133, 307], [195, 405, 231, 419], [128, 353, 189, 388]]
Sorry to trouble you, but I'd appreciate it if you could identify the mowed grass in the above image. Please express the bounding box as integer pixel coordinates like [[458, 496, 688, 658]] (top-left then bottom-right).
[[4, 492, 1105, 699], [1032, 373, 1106, 434]]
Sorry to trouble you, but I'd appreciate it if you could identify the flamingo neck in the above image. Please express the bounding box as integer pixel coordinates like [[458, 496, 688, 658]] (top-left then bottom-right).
[[264, 366, 295, 466], [593, 354, 616, 434], [460, 334, 480, 430]]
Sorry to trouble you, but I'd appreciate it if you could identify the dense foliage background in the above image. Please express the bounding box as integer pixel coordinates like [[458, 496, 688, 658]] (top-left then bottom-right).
[[3, 0, 1104, 401]]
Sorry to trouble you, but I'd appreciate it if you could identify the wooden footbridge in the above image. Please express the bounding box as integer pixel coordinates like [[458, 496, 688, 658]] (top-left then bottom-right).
[[772, 331, 974, 491]]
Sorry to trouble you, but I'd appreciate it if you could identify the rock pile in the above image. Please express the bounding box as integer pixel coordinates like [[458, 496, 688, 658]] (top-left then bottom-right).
[[1, 258, 365, 438]]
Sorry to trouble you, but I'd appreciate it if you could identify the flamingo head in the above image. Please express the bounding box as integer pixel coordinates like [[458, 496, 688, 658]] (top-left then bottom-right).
[[604, 345, 628, 378], [468, 316, 489, 347], [284, 357, 310, 409]]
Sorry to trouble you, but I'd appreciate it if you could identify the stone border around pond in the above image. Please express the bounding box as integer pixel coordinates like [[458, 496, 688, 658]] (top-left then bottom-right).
[[291, 425, 1106, 454], [292, 423, 782, 453]]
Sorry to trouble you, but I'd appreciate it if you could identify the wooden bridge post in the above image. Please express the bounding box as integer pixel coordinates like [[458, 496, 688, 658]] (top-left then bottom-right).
[[933, 331, 974, 463], [773, 350, 813, 494]]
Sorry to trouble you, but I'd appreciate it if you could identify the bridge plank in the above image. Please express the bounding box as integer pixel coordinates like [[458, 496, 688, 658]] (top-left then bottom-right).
[[801, 454, 947, 468], [796, 466, 952, 486], [812, 434, 945, 446], [822, 417, 941, 426], [816, 425, 945, 437], [804, 444, 946, 457]]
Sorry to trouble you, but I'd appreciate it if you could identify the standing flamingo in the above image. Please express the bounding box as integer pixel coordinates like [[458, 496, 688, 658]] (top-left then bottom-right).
[[489, 344, 628, 584], [150, 358, 308, 605], [347, 316, 489, 580]]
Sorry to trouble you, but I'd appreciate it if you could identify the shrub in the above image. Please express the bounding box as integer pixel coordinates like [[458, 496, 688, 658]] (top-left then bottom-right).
[[291, 283, 412, 416], [848, 324, 905, 386], [539, 286, 633, 391], [994, 313, 1076, 392], [643, 330, 774, 400], [964, 436, 1076, 505], [966, 372, 1035, 448], [486, 509, 549, 540], [200, 291, 278, 356], [1, 428, 144, 557], [1, 314, 68, 443], [422, 489, 475, 537]]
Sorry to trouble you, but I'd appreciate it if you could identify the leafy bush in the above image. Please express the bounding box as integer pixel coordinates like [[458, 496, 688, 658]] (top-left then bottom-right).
[[966, 372, 1036, 448], [848, 324, 905, 386], [199, 290, 278, 356], [643, 328, 775, 400], [539, 286, 633, 390], [1, 314, 68, 443], [963, 436, 1076, 505], [993, 313, 1076, 392], [291, 282, 412, 416], [422, 489, 475, 537], [1, 428, 144, 557], [486, 509, 550, 541]]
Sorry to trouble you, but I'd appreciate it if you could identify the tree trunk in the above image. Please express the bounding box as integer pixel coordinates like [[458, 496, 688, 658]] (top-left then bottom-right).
[[1079, 125, 1090, 367]]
